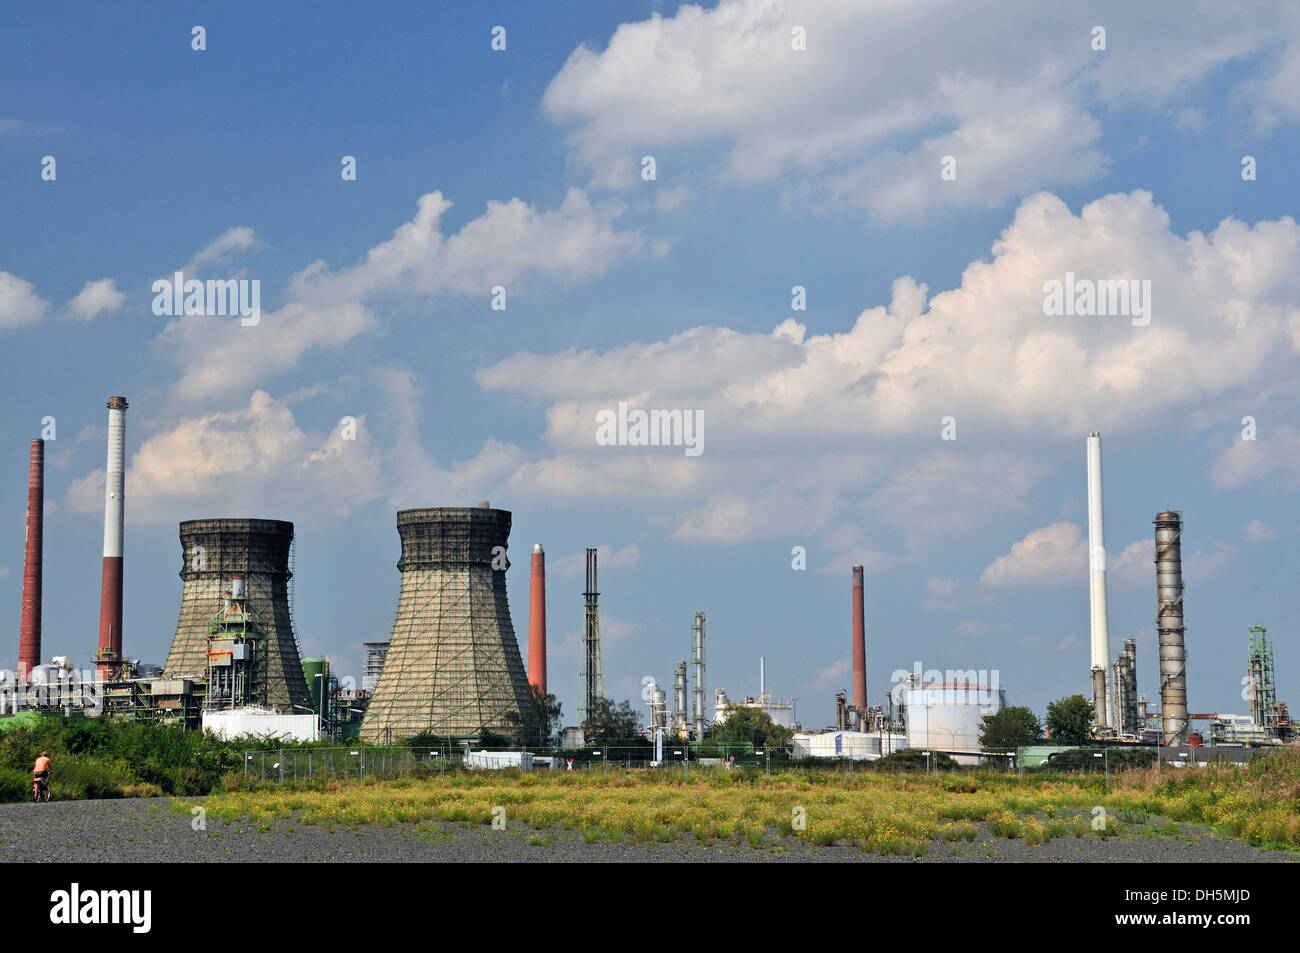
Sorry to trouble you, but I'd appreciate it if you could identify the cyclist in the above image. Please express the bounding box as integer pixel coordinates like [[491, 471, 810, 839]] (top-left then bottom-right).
[[32, 751, 51, 801]]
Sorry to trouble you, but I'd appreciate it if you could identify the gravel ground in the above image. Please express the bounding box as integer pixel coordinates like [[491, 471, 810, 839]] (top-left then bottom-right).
[[0, 798, 1294, 863]]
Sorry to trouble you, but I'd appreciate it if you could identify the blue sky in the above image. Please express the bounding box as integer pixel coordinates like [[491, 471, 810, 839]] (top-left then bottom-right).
[[2, 1, 1299, 729]]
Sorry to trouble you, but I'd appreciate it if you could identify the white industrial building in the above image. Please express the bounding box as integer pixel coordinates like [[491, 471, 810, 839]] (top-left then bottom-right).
[[201, 707, 320, 743]]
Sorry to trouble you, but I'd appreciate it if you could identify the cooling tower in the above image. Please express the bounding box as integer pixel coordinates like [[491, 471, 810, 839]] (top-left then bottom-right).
[[163, 519, 310, 713], [360, 506, 531, 741]]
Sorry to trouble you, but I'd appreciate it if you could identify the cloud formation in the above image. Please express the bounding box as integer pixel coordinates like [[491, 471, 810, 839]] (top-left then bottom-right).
[[544, 0, 1300, 219], [66, 278, 126, 321], [0, 272, 48, 329], [158, 190, 644, 401]]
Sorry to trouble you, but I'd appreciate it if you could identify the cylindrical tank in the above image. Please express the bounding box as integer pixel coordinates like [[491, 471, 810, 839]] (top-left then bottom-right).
[[302, 657, 329, 710], [905, 682, 1006, 753]]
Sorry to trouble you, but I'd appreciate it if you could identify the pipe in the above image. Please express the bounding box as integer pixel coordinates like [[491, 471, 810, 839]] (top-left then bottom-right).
[[18, 439, 44, 680], [1155, 511, 1188, 746], [96, 397, 128, 680], [851, 564, 867, 713], [673, 660, 687, 733], [528, 543, 547, 694], [1086, 433, 1109, 728]]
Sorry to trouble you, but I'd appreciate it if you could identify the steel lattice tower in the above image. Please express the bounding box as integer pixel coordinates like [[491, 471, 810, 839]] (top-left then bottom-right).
[[579, 548, 603, 726], [1248, 625, 1277, 731]]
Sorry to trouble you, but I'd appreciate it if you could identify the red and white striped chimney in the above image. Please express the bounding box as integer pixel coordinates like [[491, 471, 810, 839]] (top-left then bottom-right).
[[852, 564, 867, 713], [528, 543, 547, 694], [18, 439, 44, 680], [95, 397, 128, 680]]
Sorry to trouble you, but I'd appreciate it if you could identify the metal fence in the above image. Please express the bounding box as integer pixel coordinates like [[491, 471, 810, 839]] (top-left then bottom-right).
[[241, 744, 798, 782], [242, 746, 448, 783], [239, 743, 1233, 783]]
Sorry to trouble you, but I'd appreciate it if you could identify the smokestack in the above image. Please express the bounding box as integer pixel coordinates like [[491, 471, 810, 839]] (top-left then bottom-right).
[[1086, 433, 1109, 729], [95, 397, 128, 680], [1155, 510, 1188, 746], [692, 611, 706, 736], [851, 565, 867, 713], [528, 543, 547, 694], [18, 439, 44, 679]]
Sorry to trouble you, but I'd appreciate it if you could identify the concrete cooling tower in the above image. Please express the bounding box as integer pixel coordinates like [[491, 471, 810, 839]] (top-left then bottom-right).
[[163, 519, 310, 713], [360, 505, 531, 742]]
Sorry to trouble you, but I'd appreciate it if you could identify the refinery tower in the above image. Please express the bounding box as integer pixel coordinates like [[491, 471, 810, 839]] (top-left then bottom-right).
[[360, 505, 531, 742]]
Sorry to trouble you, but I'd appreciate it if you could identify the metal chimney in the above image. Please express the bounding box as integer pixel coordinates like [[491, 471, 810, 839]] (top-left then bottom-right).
[[851, 565, 867, 713], [528, 543, 547, 694], [1086, 433, 1109, 729], [18, 439, 44, 679], [692, 611, 706, 737], [1155, 511, 1188, 746], [95, 397, 128, 680]]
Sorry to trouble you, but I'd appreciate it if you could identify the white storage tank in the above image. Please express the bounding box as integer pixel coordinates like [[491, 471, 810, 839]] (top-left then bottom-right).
[[904, 681, 1005, 763]]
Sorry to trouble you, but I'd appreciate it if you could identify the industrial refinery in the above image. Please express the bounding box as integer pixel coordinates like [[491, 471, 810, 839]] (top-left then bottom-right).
[[1, 400, 1295, 767]]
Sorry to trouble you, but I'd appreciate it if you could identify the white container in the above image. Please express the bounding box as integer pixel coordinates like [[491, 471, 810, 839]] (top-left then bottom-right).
[[202, 708, 320, 743]]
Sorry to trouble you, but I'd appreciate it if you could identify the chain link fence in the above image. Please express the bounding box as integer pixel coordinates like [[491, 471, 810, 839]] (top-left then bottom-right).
[[240, 743, 1227, 783], [239, 743, 1011, 782]]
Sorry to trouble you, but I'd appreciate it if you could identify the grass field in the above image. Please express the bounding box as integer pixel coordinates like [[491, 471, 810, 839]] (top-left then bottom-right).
[[178, 751, 1300, 857]]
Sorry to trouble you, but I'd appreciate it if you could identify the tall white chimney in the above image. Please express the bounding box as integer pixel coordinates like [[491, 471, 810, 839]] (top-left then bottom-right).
[[1086, 433, 1109, 729]]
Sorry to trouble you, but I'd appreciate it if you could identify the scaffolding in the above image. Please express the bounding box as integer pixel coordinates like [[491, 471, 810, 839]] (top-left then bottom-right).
[[163, 519, 311, 714], [102, 676, 204, 727], [360, 507, 531, 742], [579, 548, 604, 727], [205, 578, 267, 711]]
